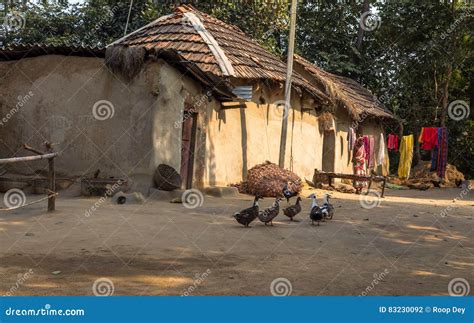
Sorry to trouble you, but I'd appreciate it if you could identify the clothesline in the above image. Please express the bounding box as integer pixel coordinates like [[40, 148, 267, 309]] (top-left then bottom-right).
[[348, 125, 448, 182], [387, 126, 448, 179]]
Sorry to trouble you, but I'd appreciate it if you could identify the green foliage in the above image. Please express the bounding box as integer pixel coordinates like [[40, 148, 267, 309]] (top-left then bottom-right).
[[296, 0, 364, 75], [1, 0, 288, 51]]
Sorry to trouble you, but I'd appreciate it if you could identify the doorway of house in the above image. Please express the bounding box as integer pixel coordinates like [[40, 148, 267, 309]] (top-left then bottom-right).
[[322, 130, 336, 172], [180, 109, 198, 189]]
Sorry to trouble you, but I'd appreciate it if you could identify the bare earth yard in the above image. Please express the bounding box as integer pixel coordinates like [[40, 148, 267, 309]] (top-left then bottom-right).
[[0, 187, 472, 296]]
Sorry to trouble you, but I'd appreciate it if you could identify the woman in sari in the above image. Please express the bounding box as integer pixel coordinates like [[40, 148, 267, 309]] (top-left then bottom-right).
[[353, 136, 366, 194]]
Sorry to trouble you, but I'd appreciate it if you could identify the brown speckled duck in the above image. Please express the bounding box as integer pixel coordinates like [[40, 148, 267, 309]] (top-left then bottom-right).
[[283, 196, 302, 221], [258, 197, 282, 226], [233, 196, 261, 227]]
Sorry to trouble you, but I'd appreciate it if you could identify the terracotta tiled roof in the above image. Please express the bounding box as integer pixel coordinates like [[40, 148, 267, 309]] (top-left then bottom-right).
[[109, 5, 329, 104], [294, 54, 395, 120]]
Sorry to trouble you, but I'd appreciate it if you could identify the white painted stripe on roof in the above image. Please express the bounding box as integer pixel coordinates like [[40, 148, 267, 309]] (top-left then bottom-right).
[[107, 14, 174, 48], [183, 12, 235, 77]]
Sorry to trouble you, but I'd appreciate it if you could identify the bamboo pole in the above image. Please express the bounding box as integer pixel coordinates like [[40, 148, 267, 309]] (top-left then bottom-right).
[[278, 0, 298, 168], [0, 153, 58, 165]]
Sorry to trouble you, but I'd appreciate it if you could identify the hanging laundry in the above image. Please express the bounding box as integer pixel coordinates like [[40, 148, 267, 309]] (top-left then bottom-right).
[[378, 133, 385, 166], [430, 127, 441, 171], [347, 127, 356, 154], [430, 146, 438, 172], [436, 127, 448, 178], [369, 135, 376, 169], [384, 147, 390, 176], [387, 133, 399, 151], [397, 134, 414, 179], [419, 127, 438, 150]]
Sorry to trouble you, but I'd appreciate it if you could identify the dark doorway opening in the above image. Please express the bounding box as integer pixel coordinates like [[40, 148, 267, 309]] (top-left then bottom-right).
[[322, 130, 336, 172], [180, 109, 198, 189]]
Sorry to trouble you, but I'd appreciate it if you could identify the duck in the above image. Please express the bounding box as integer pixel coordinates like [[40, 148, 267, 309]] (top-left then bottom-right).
[[282, 181, 299, 203], [308, 193, 323, 226], [258, 197, 282, 226], [282, 196, 302, 221], [233, 196, 261, 227], [320, 193, 334, 220]]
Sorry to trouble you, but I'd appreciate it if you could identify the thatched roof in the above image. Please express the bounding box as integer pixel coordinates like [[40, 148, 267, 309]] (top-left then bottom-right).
[[293, 55, 394, 121], [107, 5, 329, 103]]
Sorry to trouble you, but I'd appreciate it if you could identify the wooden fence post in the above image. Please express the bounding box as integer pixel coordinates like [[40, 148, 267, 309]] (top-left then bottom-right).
[[45, 142, 56, 212], [48, 157, 55, 212]]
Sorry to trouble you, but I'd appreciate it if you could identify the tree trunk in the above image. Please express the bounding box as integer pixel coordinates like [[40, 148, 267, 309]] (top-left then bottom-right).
[[414, 121, 421, 164], [355, 0, 370, 53], [440, 65, 453, 127], [470, 71, 474, 109]]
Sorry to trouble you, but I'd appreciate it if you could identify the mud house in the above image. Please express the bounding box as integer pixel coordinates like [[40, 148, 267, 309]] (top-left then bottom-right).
[[0, 5, 394, 191]]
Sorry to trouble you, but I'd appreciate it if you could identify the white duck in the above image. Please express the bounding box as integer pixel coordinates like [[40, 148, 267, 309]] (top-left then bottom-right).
[[308, 193, 323, 225]]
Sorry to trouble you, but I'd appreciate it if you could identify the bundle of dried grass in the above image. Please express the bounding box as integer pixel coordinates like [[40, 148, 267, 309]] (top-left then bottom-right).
[[318, 111, 334, 132], [405, 161, 465, 188], [237, 161, 302, 197], [105, 46, 146, 82]]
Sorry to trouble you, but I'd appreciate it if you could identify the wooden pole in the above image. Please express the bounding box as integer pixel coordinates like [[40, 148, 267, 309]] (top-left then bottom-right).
[[45, 142, 56, 212], [23, 143, 45, 155], [0, 153, 58, 164], [48, 157, 55, 212], [278, 0, 298, 169]]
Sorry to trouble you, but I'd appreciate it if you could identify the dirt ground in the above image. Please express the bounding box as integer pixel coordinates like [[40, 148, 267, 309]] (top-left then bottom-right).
[[0, 186, 472, 296]]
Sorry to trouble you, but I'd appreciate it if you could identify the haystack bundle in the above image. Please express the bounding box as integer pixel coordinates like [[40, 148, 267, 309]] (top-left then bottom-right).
[[236, 161, 302, 197], [105, 46, 146, 82]]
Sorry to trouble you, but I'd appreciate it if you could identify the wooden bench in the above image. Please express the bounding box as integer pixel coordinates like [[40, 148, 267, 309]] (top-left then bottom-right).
[[313, 170, 387, 197]]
